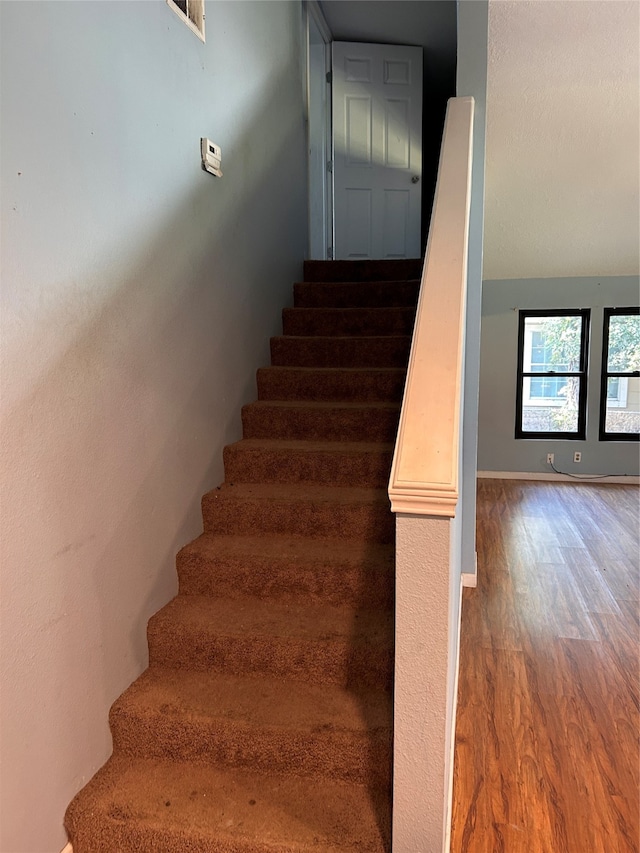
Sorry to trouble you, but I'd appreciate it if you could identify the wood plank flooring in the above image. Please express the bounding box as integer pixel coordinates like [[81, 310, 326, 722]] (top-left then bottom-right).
[[451, 479, 639, 853]]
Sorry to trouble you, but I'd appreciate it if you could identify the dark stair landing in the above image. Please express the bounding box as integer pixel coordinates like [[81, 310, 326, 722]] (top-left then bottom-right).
[[65, 259, 421, 852]]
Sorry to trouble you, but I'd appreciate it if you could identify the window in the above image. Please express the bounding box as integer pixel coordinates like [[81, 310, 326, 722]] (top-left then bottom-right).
[[515, 309, 590, 439], [526, 330, 570, 402], [599, 308, 640, 441], [167, 0, 205, 41]]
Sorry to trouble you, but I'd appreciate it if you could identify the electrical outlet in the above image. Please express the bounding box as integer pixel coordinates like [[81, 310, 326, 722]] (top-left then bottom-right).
[[573, 451, 582, 463], [547, 453, 554, 465]]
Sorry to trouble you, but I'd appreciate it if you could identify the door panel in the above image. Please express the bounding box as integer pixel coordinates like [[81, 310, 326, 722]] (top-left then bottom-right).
[[383, 190, 409, 257], [333, 42, 423, 260], [345, 189, 372, 257], [346, 96, 372, 165]]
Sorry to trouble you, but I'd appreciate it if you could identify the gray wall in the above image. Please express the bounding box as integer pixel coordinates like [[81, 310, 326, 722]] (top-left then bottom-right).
[[479, 277, 640, 476], [0, 2, 306, 850]]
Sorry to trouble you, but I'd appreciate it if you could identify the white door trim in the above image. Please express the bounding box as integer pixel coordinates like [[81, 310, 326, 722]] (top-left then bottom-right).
[[306, 0, 331, 44], [304, 1, 333, 259]]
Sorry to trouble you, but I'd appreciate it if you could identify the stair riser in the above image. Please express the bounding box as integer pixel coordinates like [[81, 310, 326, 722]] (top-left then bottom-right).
[[294, 280, 420, 308], [257, 368, 405, 403], [202, 492, 395, 542], [282, 307, 415, 337], [67, 786, 391, 853], [223, 445, 393, 488], [110, 708, 391, 788], [66, 821, 256, 853], [147, 629, 393, 690], [177, 551, 394, 608], [270, 336, 411, 368], [242, 403, 400, 442], [304, 258, 422, 282]]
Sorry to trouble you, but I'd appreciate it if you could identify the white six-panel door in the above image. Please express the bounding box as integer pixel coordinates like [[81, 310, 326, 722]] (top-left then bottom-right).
[[332, 42, 423, 260]]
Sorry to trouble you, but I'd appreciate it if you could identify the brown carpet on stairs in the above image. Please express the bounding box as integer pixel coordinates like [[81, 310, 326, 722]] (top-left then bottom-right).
[[65, 258, 421, 852]]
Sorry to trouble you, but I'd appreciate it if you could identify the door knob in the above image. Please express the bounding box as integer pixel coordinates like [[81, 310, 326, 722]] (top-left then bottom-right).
[[411, 175, 420, 184]]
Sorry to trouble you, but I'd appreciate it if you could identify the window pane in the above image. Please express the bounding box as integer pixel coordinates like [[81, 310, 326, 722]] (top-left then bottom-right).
[[521, 378, 581, 433], [524, 316, 581, 372], [529, 376, 567, 398], [607, 314, 640, 373], [604, 377, 640, 433]]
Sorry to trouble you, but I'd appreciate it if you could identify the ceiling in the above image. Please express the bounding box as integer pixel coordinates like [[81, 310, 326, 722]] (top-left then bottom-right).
[[318, 0, 640, 282], [319, 0, 457, 85], [484, 0, 640, 280]]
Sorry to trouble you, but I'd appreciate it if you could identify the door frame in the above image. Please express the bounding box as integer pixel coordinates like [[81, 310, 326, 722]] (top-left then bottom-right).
[[303, 1, 333, 259]]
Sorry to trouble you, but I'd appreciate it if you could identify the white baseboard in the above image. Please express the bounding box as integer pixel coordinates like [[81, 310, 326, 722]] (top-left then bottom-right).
[[461, 552, 478, 588], [478, 470, 639, 485]]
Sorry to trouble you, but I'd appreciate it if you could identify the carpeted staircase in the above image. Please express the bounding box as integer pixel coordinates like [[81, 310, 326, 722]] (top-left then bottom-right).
[[65, 259, 421, 852]]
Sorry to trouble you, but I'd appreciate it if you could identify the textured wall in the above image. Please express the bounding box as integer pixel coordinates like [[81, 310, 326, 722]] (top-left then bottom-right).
[[394, 514, 455, 852], [484, 0, 640, 280], [0, 2, 306, 850], [479, 276, 640, 477]]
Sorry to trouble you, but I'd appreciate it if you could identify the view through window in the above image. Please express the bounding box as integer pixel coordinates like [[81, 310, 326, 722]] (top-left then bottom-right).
[[516, 310, 590, 439], [600, 308, 640, 440]]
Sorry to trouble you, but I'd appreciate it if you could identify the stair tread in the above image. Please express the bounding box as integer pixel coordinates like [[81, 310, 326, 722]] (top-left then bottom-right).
[[115, 667, 391, 733], [284, 306, 415, 313], [226, 438, 394, 453], [292, 294, 417, 311], [204, 481, 391, 505], [257, 367, 405, 404], [177, 534, 394, 607], [66, 756, 389, 852], [224, 439, 394, 487], [202, 482, 394, 542], [259, 366, 405, 375], [244, 399, 400, 411], [282, 308, 415, 337], [271, 333, 411, 341], [303, 258, 422, 282], [261, 365, 405, 371], [151, 595, 393, 644], [293, 279, 419, 286], [180, 532, 394, 564]]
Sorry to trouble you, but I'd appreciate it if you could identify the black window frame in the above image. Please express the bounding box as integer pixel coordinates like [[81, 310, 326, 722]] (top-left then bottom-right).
[[515, 308, 590, 440], [599, 307, 640, 442]]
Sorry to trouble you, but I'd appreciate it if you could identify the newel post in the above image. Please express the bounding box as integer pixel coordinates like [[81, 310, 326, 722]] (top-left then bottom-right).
[[393, 512, 461, 852]]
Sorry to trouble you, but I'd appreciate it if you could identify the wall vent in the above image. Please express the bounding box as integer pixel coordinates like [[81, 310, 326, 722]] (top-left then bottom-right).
[[167, 0, 205, 42]]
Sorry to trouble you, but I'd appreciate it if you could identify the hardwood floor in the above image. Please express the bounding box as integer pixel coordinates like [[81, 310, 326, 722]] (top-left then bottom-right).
[[451, 479, 639, 853]]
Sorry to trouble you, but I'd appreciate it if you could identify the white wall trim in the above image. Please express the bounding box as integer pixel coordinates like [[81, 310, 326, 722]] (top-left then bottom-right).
[[304, 0, 332, 43], [461, 550, 477, 588], [478, 470, 639, 485]]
